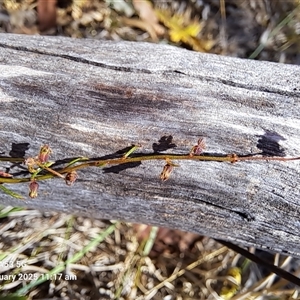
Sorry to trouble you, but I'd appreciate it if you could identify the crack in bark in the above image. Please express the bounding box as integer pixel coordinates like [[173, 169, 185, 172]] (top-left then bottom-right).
[[1, 41, 299, 99], [163, 70, 300, 97], [0, 43, 152, 74]]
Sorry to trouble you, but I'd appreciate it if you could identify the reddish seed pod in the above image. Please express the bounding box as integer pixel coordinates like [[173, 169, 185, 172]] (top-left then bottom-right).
[[160, 163, 173, 181], [29, 181, 39, 198], [189, 138, 206, 157], [160, 158, 178, 182], [65, 171, 78, 186], [0, 171, 13, 177], [38, 144, 52, 164]]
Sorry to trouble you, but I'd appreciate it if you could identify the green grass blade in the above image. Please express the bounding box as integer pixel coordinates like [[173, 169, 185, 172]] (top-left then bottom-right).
[[143, 226, 159, 256], [249, 8, 298, 59], [13, 222, 118, 296], [0, 185, 24, 199], [0, 207, 24, 219]]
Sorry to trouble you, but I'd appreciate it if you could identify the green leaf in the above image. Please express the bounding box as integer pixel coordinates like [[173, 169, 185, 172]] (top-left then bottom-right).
[[67, 157, 89, 167], [0, 184, 24, 199]]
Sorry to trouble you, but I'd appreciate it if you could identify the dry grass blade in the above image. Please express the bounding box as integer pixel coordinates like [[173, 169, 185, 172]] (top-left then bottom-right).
[[138, 246, 228, 300]]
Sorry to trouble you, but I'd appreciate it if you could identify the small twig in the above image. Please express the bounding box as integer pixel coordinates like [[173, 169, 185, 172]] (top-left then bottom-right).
[[37, 162, 65, 179]]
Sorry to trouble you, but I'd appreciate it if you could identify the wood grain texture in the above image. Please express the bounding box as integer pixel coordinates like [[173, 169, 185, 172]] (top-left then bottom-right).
[[1, 33, 300, 256]]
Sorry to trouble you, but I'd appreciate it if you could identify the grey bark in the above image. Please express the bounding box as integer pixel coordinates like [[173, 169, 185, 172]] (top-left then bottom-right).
[[1, 33, 300, 257]]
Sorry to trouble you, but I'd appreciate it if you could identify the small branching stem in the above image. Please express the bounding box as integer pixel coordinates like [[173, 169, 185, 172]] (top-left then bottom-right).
[[37, 162, 65, 179], [1, 153, 300, 184]]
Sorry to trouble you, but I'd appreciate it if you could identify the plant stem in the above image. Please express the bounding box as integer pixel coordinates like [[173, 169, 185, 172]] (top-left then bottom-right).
[[1, 153, 300, 184]]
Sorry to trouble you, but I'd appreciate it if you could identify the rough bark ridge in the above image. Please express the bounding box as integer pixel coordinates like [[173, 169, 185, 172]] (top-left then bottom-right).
[[1, 33, 300, 257]]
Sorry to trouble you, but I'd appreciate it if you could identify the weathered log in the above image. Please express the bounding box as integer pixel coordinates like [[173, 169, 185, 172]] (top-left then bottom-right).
[[1, 33, 300, 257]]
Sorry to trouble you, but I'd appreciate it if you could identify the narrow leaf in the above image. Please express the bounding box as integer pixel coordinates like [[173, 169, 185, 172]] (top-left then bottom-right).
[[0, 184, 24, 199], [67, 157, 89, 167]]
